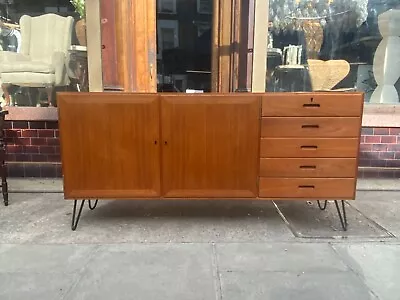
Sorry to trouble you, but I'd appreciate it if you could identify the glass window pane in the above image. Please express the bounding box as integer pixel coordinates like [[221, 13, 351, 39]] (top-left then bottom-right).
[[266, 0, 400, 104], [0, 0, 87, 107]]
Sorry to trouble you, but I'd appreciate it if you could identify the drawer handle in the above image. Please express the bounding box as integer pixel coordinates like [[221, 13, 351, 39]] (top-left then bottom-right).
[[302, 124, 319, 129], [301, 145, 318, 150], [298, 185, 315, 189], [300, 165, 316, 169], [303, 103, 320, 108]]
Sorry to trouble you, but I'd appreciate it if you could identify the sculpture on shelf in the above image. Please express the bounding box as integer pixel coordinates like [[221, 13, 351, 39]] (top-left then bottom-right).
[[370, 9, 400, 104]]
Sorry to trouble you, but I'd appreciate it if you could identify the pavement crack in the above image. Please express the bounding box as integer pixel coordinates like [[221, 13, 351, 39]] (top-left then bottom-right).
[[211, 243, 223, 300]]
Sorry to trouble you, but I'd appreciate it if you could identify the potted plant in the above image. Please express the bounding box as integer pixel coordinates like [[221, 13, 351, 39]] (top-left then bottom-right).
[[70, 0, 86, 46]]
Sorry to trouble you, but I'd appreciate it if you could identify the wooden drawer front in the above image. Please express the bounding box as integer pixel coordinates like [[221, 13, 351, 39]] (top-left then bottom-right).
[[260, 138, 359, 158], [259, 178, 356, 199], [260, 158, 357, 178], [261, 117, 361, 138], [262, 93, 363, 117]]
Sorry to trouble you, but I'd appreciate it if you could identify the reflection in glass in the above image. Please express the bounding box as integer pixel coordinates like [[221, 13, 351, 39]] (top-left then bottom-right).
[[157, 0, 213, 93], [0, 0, 86, 107], [266, 0, 400, 104]]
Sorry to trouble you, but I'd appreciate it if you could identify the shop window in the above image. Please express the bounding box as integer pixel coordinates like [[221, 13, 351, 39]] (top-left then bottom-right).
[[157, 0, 177, 14], [0, 0, 87, 108], [266, 0, 400, 104]]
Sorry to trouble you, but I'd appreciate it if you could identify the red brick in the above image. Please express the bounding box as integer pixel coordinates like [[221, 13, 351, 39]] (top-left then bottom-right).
[[361, 128, 373, 135], [24, 146, 40, 154], [4, 121, 12, 129], [6, 154, 16, 161], [389, 128, 400, 135], [381, 136, 397, 144], [21, 129, 38, 138], [386, 159, 400, 168], [359, 144, 372, 152], [388, 144, 400, 152], [15, 154, 31, 162], [29, 121, 46, 129], [365, 136, 381, 144], [379, 152, 395, 159], [47, 154, 61, 162], [47, 138, 60, 146], [372, 144, 387, 151], [54, 130, 59, 137], [39, 146, 55, 154], [13, 121, 28, 129], [358, 159, 371, 167], [31, 154, 49, 162], [395, 153, 400, 160], [6, 145, 23, 153], [30, 138, 47, 146], [18, 138, 32, 146], [371, 159, 387, 167], [374, 128, 390, 135], [54, 146, 60, 155], [38, 129, 55, 138], [5, 129, 19, 138], [45, 121, 58, 129]]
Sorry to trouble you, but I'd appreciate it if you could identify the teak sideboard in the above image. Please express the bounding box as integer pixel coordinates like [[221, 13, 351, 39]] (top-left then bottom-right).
[[57, 92, 364, 230]]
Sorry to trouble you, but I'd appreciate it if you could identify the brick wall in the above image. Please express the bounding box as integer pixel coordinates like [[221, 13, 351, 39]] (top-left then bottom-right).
[[359, 127, 400, 178], [4, 121, 61, 177], [3, 121, 400, 179]]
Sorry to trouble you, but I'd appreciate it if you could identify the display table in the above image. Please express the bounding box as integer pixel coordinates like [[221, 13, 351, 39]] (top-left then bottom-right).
[[57, 92, 364, 230]]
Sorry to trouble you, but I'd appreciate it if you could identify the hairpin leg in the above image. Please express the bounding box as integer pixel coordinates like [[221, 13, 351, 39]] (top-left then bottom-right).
[[334, 200, 348, 231], [317, 200, 327, 211], [88, 199, 98, 210], [71, 200, 86, 231]]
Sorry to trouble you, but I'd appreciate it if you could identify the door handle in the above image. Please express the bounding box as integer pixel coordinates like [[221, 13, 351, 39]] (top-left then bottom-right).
[[301, 145, 318, 150], [303, 103, 320, 108], [302, 124, 319, 129], [298, 185, 315, 189], [300, 165, 316, 169]]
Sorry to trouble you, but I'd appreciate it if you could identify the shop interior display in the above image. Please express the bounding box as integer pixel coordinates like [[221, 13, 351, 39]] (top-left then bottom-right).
[[370, 9, 400, 103]]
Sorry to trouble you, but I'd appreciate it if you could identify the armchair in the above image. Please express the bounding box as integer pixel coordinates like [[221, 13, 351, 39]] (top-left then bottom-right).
[[0, 14, 74, 106]]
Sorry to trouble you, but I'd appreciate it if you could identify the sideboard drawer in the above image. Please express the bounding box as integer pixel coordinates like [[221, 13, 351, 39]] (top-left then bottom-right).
[[262, 93, 363, 117], [260, 138, 359, 158], [259, 158, 357, 178], [261, 117, 361, 138], [259, 178, 356, 199]]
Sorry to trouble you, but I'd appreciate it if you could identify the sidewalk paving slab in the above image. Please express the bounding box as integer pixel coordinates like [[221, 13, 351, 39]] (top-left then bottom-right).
[[64, 244, 216, 300], [349, 191, 400, 237], [220, 271, 377, 300], [0, 194, 294, 244], [332, 243, 400, 300], [215, 243, 348, 272]]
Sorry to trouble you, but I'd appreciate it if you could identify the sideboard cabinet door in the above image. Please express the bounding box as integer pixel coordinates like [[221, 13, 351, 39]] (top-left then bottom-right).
[[161, 95, 260, 198], [58, 93, 161, 198]]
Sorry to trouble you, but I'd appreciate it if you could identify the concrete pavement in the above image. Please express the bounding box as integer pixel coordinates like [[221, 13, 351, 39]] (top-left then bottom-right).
[[0, 179, 400, 299]]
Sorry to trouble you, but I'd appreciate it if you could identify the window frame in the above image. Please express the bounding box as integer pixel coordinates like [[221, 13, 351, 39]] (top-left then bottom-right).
[[197, 0, 213, 14], [157, 19, 179, 60], [157, 0, 177, 14]]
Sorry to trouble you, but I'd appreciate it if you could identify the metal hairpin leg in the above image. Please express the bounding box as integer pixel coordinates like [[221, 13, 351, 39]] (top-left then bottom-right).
[[317, 200, 327, 211], [71, 199, 99, 231], [334, 200, 348, 231], [88, 199, 98, 210]]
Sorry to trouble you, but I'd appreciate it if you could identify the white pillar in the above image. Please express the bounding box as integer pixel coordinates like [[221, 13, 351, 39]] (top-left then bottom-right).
[[251, 0, 269, 92], [370, 9, 400, 104]]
